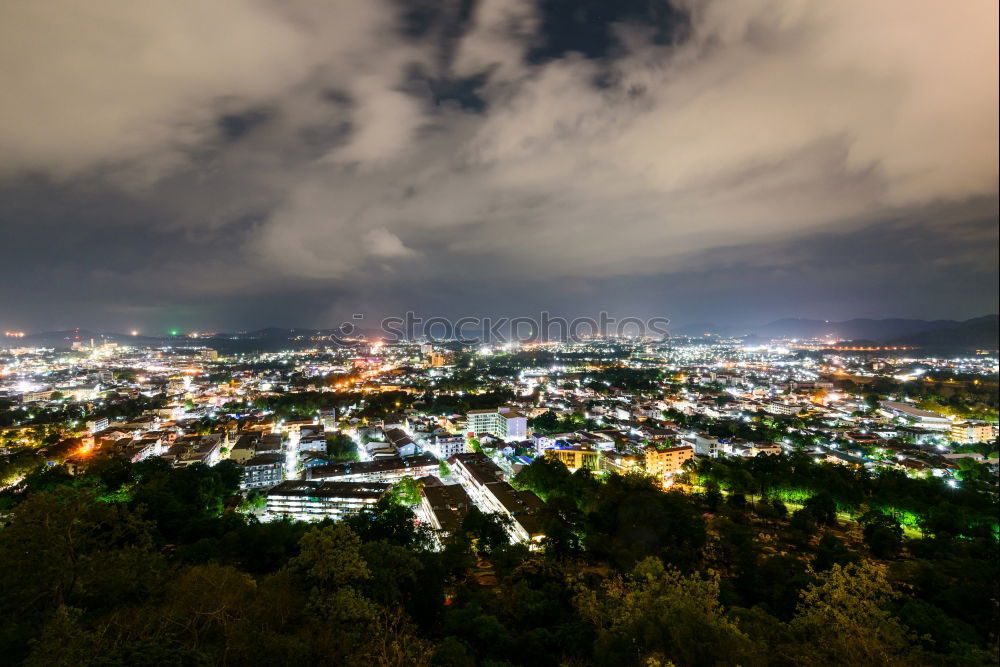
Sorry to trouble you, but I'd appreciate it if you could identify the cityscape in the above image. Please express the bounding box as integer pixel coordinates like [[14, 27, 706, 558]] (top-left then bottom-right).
[[1, 2, 998, 666]]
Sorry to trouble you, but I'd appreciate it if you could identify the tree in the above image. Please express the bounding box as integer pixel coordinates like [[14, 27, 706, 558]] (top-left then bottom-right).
[[529, 410, 560, 433], [703, 479, 723, 512], [290, 524, 376, 627], [803, 493, 838, 527], [392, 476, 424, 506], [291, 523, 369, 587], [461, 507, 513, 555], [575, 557, 764, 665], [346, 496, 433, 550], [859, 510, 904, 559], [789, 508, 818, 545], [955, 458, 986, 484], [511, 456, 572, 501], [813, 532, 859, 571], [0, 487, 160, 661], [238, 489, 267, 513], [784, 562, 920, 665], [326, 432, 359, 462]]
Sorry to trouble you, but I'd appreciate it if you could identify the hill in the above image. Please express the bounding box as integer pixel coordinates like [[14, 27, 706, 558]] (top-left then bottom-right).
[[755, 317, 961, 341], [890, 315, 998, 350]]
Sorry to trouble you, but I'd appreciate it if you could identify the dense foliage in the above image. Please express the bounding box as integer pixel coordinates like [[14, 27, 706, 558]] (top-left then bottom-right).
[[0, 452, 996, 666]]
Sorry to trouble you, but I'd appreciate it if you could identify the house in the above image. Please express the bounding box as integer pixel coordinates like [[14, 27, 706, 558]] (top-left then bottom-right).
[[298, 425, 327, 453], [385, 427, 418, 457], [230, 434, 259, 463]]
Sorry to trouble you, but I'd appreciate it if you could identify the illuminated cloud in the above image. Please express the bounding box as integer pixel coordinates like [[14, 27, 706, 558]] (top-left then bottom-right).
[[0, 0, 995, 330]]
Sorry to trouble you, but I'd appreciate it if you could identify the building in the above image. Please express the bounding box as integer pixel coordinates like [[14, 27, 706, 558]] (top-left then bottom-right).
[[200, 348, 219, 361], [123, 438, 161, 463], [257, 434, 283, 454], [600, 450, 643, 473], [320, 409, 337, 430], [879, 401, 952, 432], [22, 389, 56, 403], [766, 401, 800, 416], [420, 483, 472, 534], [447, 453, 545, 544], [429, 435, 467, 460], [543, 445, 599, 472], [229, 434, 260, 463], [306, 453, 439, 484], [384, 427, 418, 456], [448, 453, 507, 501], [951, 420, 993, 444], [241, 453, 283, 490], [487, 483, 546, 544], [466, 406, 528, 441], [681, 432, 719, 458], [265, 480, 390, 521], [85, 417, 110, 434], [644, 445, 694, 478], [298, 425, 327, 453], [166, 434, 224, 467], [749, 442, 782, 457], [429, 352, 452, 367]]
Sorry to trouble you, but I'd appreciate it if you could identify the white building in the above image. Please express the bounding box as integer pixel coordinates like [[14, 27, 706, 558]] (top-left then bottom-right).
[[265, 481, 389, 521], [879, 401, 952, 432], [466, 406, 528, 442], [85, 417, 110, 434], [430, 435, 467, 460], [298, 425, 327, 453]]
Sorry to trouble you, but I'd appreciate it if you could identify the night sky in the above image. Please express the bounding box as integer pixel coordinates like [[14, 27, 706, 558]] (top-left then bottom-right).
[[1, 1, 997, 334]]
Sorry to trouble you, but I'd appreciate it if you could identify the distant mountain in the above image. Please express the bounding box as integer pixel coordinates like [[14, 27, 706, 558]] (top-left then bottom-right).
[[890, 315, 998, 350], [1, 326, 385, 351], [5, 316, 996, 352], [753, 315, 998, 351], [756, 317, 967, 341], [671, 322, 743, 337]]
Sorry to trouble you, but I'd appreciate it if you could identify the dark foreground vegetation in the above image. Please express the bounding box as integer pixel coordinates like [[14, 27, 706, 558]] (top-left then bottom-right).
[[0, 451, 996, 666]]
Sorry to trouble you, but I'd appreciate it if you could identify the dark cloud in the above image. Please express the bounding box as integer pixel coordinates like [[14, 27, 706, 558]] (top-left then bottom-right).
[[528, 0, 690, 62], [0, 0, 996, 334]]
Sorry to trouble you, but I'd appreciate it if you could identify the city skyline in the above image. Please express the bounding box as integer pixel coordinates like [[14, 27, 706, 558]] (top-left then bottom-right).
[[1, 4, 997, 663], [2, 1, 997, 332]]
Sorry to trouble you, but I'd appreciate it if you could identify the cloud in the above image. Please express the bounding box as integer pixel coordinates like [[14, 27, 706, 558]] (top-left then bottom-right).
[[241, 0, 997, 285], [0, 0, 996, 330], [0, 0, 425, 183], [363, 227, 418, 258]]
